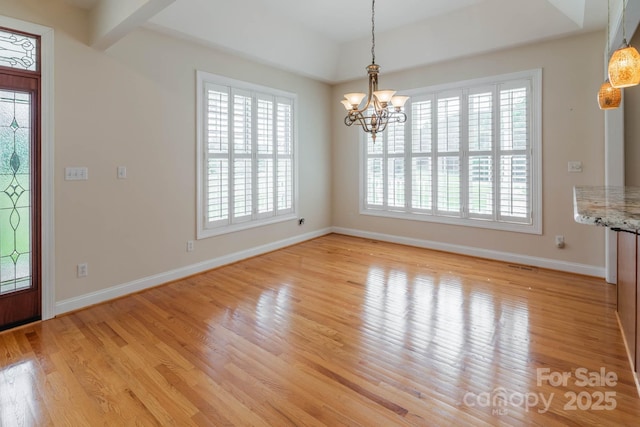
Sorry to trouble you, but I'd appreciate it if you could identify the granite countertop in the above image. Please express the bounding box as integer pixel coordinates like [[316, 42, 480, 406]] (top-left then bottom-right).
[[574, 186, 640, 231]]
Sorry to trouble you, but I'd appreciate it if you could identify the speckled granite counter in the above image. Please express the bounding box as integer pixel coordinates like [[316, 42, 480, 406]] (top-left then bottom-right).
[[574, 186, 640, 231]]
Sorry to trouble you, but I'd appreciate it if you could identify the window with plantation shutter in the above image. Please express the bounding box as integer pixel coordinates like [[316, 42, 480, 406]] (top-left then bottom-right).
[[197, 71, 297, 238], [362, 69, 541, 234]]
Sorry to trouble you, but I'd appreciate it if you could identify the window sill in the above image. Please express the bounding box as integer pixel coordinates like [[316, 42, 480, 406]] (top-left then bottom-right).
[[360, 208, 541, 235], [197, 213, 298, 239]]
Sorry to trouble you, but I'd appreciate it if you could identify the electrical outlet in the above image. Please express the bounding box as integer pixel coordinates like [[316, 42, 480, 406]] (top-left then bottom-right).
[[77, 263, 88, 277], [555, 235, 565, 249], [117, 166, 127, 179], [298, 218, 305, 225], [187, 240, 194, 252]]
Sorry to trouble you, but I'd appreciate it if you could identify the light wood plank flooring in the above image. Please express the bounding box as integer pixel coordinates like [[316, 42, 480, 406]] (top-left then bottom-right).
[[1, 233, 639, 426]]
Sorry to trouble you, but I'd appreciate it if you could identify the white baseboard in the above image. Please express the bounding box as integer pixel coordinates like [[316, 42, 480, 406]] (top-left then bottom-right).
[[55, 226, 605, 316], [55, 228, 332, 316], [331, 227, 606, 278]]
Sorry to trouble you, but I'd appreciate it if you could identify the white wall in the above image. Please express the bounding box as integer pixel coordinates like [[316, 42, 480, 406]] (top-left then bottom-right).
[[0, 0, 332, 310], [332, 31, 607, 273]]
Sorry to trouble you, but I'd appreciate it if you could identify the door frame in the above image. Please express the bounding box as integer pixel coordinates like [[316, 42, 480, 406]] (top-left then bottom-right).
[[0, 15, 54, 320]]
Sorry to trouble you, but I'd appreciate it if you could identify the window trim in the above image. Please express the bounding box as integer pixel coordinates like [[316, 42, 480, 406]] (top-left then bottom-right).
[[196, 70, 298, 239], [359, 69, 542, 235]]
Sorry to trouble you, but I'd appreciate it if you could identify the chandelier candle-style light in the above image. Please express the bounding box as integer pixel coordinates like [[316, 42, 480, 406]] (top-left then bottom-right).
[[342, 0, 408, 142]]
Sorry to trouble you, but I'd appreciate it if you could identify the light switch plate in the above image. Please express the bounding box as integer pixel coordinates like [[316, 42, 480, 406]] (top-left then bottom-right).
[[65, 167, 88, 180], [567, 161, 582, 173]]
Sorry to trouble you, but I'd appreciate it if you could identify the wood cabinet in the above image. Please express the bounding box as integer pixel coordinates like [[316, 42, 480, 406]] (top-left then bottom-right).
[[617, 231, 637, 368], [637, 242, 640, 373], [617, 231, 639, 375]]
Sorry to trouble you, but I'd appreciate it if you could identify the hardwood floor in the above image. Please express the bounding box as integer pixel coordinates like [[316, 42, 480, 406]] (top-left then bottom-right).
[[1, 233, 640, 426]]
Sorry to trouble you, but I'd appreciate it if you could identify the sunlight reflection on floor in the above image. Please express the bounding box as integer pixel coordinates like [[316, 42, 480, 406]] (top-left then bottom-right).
[[0, 360, 37, 425], [362, 265, 530, 388]]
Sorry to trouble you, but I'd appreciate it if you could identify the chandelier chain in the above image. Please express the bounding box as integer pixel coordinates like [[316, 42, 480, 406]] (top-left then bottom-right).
[[371, 0, 376, 64]]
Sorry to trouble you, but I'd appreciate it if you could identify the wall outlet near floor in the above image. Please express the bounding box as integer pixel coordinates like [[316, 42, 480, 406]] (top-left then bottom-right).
[[187, 240, 194, 252], [77, 263, 88, 277], [555, 235, 565, 249], [298, 218, 305, 225]]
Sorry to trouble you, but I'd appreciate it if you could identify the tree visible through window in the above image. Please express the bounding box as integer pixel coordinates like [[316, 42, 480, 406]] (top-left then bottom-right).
[[363, 70, 541, 234], [197, 72, 296, 238]]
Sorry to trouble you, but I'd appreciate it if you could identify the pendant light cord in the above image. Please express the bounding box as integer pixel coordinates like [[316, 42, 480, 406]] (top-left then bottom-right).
[[607, 0, 610, 50], [371, 0, 376, 64], [623, 0, 627, 42]]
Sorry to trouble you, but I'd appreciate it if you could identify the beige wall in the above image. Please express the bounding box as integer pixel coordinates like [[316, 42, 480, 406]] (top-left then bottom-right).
[[332, 31, 606, 268], [0, 0, 332, 304], [0, 0, 610, 313]]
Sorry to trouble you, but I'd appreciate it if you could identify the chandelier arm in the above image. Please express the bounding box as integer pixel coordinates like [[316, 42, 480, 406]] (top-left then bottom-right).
[[345, 67, 378, 115], [345, 111, 376, 133], [344, 115, 357, 126], [347, 96, 374, 116], [393, 112, 407, 124]]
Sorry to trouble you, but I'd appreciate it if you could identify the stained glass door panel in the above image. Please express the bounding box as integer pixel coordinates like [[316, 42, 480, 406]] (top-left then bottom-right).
[[0, 71, 40, 330], [0, 89, 31, 295]]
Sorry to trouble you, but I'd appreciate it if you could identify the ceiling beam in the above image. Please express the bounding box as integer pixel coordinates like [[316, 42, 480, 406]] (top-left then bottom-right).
[[90, 0, 175, 50]]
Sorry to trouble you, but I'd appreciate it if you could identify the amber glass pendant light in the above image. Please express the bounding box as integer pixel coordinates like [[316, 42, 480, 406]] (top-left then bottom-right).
[[599, 0, 622, 109], [608, 0, 640, 88], [598, 80, 622, 109]]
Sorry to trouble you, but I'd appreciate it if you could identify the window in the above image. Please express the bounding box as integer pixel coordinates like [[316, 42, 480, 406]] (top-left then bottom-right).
[[362, 69, 541, 234], [197, 71, 296, 238]]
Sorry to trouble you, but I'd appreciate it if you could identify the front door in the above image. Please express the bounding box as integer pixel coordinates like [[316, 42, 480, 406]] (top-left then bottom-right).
[[0, 28, 41, 331]]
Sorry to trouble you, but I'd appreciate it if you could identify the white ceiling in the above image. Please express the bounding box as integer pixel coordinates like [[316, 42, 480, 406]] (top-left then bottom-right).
[[65, 0, 610, 83]]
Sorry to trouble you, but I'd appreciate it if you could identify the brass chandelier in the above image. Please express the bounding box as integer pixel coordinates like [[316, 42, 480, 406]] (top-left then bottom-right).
[[341, 0, 408, 142]]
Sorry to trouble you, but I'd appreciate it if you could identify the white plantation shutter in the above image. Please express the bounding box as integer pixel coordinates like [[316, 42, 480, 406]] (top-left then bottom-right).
[[411, 98, 433, 211], [256, 95, 274, 216], [197, 72, 296, 238], [232, 90, 252, 221], [498, 84, 530, 221], [361, 69, 540, 234], [367, 157, 384, 206], [364, 107, 384, 208], [387, 119, 405, 208], [436, 94, 461, 215], [468, 89, 494, 218], [276, 99, 294, 213], [205, 84, 230, 225], [364, 112, 406, 209]]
